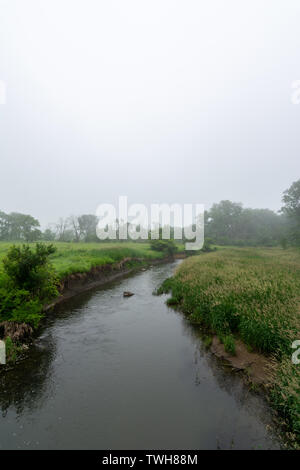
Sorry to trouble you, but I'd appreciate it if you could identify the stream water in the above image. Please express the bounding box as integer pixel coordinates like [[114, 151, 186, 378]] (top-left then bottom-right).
[[0, 261, 280, 449]]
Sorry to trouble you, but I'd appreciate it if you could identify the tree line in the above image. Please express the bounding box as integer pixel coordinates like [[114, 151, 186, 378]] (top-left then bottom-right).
[[0, 212, 99, 243], [0, 179, 299, 246]]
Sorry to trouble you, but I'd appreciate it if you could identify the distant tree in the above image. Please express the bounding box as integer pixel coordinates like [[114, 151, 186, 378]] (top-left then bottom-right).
[[282, 180, 300, 219], [1, 212, 41, 241], [281, 179, 300, 245], [238, 208, 285, 246], [77, 214, 98, 242], [206, 200, 243, 243], [26, 228, 42, 242], [150, 239, 178, 256], [68, 215, 81, 242], [205, 201, 284, 246], [55, 218, 70, 241], [0, 211, 10, 240], [43, 228, 56, 241]]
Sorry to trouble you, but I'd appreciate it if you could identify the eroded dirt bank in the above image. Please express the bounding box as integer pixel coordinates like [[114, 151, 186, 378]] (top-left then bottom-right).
[[210, 336, 272, 386], [45, 255, 186, 311]]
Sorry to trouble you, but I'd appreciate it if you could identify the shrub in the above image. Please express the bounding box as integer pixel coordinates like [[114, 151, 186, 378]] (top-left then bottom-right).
[[201, 238, 214, 252], [223, 335, 236, 356], [5, 336, 23, 363], [0, 243, 59, 330], [3, 243, 58, 302], [0, 288, 43, 328], [155, 277, 175, 295], [166, 297, 179, 306], [150, 240, 178, 256]]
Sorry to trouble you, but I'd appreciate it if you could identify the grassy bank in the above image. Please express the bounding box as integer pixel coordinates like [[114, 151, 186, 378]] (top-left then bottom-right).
[[0, 241, 184, 281], [158, 247, 300, 445]]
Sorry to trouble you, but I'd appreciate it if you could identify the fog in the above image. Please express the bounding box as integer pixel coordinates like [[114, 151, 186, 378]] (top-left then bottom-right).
[[0, 0, 299, 227]]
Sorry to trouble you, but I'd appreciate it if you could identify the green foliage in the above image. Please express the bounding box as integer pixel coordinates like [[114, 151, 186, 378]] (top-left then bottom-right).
[[166, 297, 179, 306], [202, 335, 213, 348], [185, 238, 215, 256], [205, 201, 286, 246], [155, 277, 175, 295], [0, 288, 42, 327], [282, 179, 300, 219], [43, 228, 56, 241], [3, 243, 58, 302], [150, 239, 178, 256], [0, 211, 41, 241], [0, 241, 184, 280], [77, 214, 98, 242], [280, 237, 288, 249], [223, 335, 236, 356], [270, 357, 300, 445], [5, 337, 16, 362], [201, 238, 215, 252], [281, 179, 300, 246], [0, 243, 59, 329]]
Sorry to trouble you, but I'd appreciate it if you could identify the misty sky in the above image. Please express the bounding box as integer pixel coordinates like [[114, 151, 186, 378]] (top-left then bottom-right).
[[0, 0, 299, 227]]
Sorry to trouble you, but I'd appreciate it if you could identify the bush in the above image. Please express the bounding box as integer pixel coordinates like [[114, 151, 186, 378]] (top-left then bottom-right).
[[166, 297, 179, 306], [0, 288, 42, 328], [5, 336, 23, 363], [155, 277, 175, 295], [201, 238, 215, 252], [150, 239, 178, 256], [3, 243, 58, 302], [0, 243, 59, 330]]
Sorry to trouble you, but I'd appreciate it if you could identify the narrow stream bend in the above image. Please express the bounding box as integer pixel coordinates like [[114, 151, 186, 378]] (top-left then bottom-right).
[[0, 261, 280, 449]]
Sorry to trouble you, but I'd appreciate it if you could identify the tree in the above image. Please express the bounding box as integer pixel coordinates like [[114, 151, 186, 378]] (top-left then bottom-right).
[[0, 211, 10, 240], [43, 227, 56, 241], [282, 179, 300, 219], [206, 200, 243, 243], [0, 212, 41, 241], [281, 179, 300, 245], [205, 201, 284, 246], [55, 218, 70, 241], [26, 228, 42, 242], [77, 214, 98, 242], [68, 215, 81, 242]]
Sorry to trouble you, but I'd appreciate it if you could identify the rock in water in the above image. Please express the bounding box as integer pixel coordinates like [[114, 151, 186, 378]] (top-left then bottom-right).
[[123, 291, 134, 297]]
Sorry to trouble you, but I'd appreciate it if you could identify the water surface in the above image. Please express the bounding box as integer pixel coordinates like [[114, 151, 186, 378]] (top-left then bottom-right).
[[0, 261, 280, 449]]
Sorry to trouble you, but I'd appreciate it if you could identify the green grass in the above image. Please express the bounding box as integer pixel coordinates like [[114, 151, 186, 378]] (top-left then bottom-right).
[[0, 241, 184, 280], [161, 247, 300, 445]]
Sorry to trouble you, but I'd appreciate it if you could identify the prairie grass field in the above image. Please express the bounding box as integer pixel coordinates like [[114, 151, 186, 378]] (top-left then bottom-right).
[[0, 241, 184, 280], [159, 247, 300, 444]]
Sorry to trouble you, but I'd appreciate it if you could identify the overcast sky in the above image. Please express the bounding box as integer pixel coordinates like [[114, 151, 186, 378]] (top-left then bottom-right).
[[0, 0, 299, 227]]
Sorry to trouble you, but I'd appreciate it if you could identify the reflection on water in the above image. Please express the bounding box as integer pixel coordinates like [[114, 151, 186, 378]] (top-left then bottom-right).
[[0, 262, 281, 449]]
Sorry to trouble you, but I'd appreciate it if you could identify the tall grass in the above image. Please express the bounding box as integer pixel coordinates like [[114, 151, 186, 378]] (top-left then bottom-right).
[[162, 247, 300, 444]]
